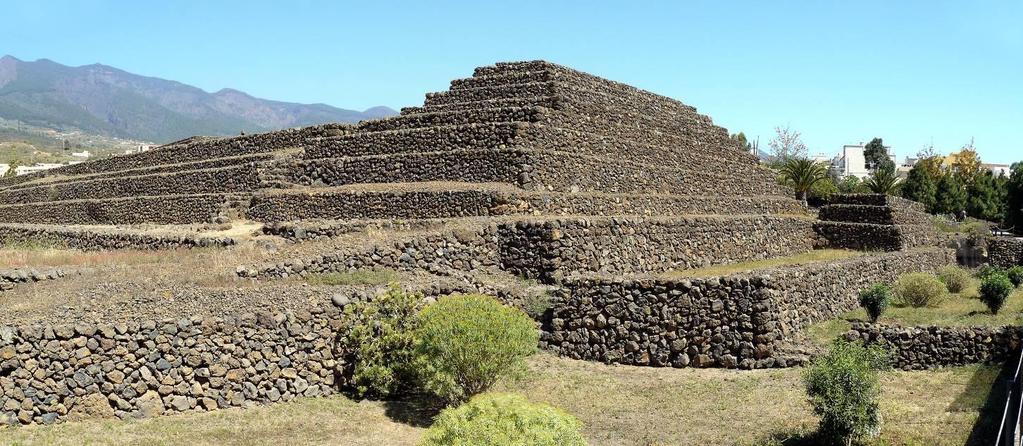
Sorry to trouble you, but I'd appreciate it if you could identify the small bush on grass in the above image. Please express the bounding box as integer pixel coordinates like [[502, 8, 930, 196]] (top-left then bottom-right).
[[338, 283, 423, 398], [893, 272, 946, 307], [416, 294, 539, 404], [977, 265, 1006, 281], [804, 340, 890, 445], [419, 393, 587, 446], [1007, 266, 1023, 288], [858, 284, 891, 323], [938, 265, 972, 294], [980, 274, 1014, 315]]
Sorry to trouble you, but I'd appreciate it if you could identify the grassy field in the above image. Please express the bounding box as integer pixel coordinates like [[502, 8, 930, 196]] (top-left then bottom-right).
[[807, 281, 1023, 346], [0, 355, 1002, 446], [669, 249, 863, 278]]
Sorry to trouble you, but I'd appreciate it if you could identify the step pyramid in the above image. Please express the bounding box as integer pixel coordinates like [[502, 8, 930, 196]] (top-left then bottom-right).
[[814, 194, 942, 251], [0, 61, 819, 278]]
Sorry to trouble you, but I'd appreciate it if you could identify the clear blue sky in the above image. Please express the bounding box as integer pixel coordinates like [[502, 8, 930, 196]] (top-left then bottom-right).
[[4, 1, 1021, 164]]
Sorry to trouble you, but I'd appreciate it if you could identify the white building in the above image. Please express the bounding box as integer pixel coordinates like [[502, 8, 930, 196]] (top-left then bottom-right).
[[984, 163, 1011, 177], [0, 164, 9, 177], [70, 150, 91, 159], [125, 144, 155, 155], [14, 163, 64, 176], [832, 143, 896, 179]]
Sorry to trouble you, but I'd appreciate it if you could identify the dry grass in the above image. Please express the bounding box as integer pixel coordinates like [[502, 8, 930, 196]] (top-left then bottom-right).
[[303, 269, 398, 286], [669, 249, 863, 278], [0, 355, 1000, 446]]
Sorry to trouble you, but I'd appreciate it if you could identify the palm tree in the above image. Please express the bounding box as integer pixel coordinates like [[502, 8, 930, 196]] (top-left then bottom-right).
[[865, 164, 901, 195], [780, 157, 829, 202]]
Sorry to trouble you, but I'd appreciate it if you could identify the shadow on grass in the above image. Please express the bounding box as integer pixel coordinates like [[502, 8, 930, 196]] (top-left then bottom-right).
[[382, 394, 444, 428], [744, 428, 826, 446], [953, 360, 1015, 446]]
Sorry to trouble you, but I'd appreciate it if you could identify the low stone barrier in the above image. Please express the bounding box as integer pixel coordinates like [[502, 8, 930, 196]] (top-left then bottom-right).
[[0, 267, 68, 292], [0, 194, 231, 225], [249, 216, 818, 283], [0, 303, 344, 425], [542, 248, 952, 369], [845, 323, 1023, 370], [0, 225, 235, 251]]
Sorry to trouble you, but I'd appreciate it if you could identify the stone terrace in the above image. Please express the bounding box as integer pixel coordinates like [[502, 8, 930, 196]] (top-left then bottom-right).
[[0, 61, 954, 426]]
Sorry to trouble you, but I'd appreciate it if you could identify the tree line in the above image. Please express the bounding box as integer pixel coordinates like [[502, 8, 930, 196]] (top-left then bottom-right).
[[734, 127, 1023, 233]]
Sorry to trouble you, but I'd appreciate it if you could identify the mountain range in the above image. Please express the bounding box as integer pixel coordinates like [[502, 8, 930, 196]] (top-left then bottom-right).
[[0, 55, 396, 143]]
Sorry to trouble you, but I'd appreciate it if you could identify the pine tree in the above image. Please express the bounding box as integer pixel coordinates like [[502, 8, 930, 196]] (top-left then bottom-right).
[[967, 171, 1003, 222], [864, 138, 894, 171], [935, 174, 968, 216], [901, 164, 938, 212], [1006, 163, 1023, 232]]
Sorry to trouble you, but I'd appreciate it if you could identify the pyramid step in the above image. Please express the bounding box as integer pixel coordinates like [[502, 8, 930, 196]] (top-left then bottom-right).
[[449, 70, 555, 91], [288, 147, 787, 197], [247, 181, 807, 224], [356, 106, 543, 132], [0, 194, 235, 225], [424, 82, 556, 107], [401, 96, 559, 115], [302, 122, 526, 159], [0, 164, 261, 205]]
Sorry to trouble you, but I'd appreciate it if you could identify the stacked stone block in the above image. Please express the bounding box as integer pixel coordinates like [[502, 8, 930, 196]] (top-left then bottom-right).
[[814, 194, 941, 251]]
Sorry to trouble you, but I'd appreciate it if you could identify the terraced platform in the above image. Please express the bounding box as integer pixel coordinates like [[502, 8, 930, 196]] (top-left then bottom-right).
[[0, 61, 954, 426]]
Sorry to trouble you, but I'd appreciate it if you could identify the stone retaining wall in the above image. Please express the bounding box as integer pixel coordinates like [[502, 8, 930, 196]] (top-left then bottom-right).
[[0, 165, 260, 205], [989, 238, 1023, 268], [846, 323, 1023, 370], [0, 225, 235, 251], [542, 248, 951, 369], [499, 216, 817, 281], [248, 216, 818, 283], [0, 195, 230, 225], [0, 303, 344, 425]]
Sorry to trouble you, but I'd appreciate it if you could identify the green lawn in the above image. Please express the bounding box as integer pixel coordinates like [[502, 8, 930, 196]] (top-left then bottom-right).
[[806, 282, 1023, 347]]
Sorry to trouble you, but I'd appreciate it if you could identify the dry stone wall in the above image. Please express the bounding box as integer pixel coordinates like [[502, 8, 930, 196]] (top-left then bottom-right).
[[0, 225, 235, 251], [0, 195, 230, 225], [499, 216, 817, 282], [0, 165, 260, 205], [0, 267, 69, 292], [989, 238, 1023, 268], [0, 304, 344, 426], [846, 323, 1023, 370], [542, 248, 951, 369]]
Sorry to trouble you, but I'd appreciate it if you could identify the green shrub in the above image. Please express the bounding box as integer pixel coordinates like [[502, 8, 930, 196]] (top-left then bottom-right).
[[980, 274, 1014, 314], [419, 393, 587, 446], [977, 265, 1006, 281], [521, 291, 553, 320], [804, 340, 890, 445], [893, 272, 946, 307], [339, 283, 423, 398], [857, 284, 890, 323], [1007, 266, 1023, 288], [416, 294, 539, 404], [938, 265, 972, 294]]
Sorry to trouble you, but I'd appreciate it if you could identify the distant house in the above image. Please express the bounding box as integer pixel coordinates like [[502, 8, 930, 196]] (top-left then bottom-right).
[[125, 144, 155, 155], [831, 143, 896, 179], [70, 150, 91, 159], [984, 163, 1011, 177], [15, 163, 64, 176]]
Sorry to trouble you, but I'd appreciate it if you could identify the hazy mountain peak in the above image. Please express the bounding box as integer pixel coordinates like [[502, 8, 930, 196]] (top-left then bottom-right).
[[0, 56, 396, 142]]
